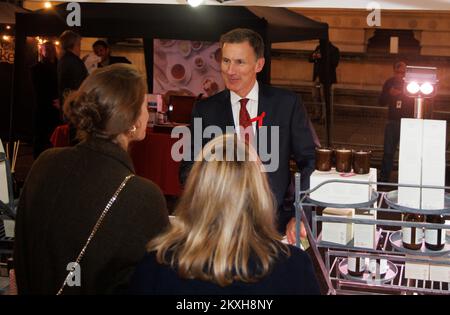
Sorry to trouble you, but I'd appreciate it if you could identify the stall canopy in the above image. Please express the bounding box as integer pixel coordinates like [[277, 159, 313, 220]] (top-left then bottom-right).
[[0, 2, 28, 25], [11, 3, 332, 144]]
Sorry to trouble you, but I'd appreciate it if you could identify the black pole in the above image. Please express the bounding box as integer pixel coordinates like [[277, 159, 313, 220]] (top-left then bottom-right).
[[320, 34, 331, 147]]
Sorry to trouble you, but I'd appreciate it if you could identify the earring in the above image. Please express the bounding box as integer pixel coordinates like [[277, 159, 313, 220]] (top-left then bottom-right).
[[130, 125, 137, 133]]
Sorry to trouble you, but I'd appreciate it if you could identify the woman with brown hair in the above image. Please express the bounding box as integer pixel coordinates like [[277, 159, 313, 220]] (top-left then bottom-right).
[[14, 64, 169, 294], [129, 134, 320, 294]]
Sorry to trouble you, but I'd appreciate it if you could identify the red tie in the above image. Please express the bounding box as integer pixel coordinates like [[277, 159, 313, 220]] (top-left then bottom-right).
[[239, 98, 254, 143]]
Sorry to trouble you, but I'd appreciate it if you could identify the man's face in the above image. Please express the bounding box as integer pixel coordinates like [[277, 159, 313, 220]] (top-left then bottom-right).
[[221, 41, 265, 98], [72, 38, 81, 57], [94, 45, 109, 62], [394, 63, 406, 81]]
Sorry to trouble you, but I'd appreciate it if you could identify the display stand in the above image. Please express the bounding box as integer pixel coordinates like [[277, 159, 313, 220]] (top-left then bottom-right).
[[294, 173, 450, 295]]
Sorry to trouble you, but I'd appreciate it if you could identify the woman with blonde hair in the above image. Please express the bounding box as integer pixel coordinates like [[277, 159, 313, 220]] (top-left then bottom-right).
[[129, 134, 320, 294], [14, 64, 169, 294]]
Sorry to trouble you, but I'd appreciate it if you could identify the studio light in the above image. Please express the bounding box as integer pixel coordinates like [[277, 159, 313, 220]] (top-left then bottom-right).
[[187, 0, 204, 7], [403, 66, 438, 118]]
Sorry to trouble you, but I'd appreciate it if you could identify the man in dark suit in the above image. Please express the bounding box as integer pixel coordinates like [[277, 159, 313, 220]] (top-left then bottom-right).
[[57, 30, 88, 105], [57, 30, 88, 145], [179, 28, 316, 243], [92, 40, 131, 67], [308, 41, 340, 121], [31, 41, 61, 158]]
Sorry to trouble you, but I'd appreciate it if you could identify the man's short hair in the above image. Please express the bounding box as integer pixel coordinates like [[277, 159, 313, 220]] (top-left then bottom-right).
[[220, 28, 265, 59], [59, 30, 81, 51], [393, 60, 407, 70], [93, 40, 109, 50]]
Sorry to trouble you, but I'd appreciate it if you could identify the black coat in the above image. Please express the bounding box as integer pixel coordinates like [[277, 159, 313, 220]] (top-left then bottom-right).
[[14, 137, 169, 294], [129, 245, 321, 295], [57, 51, 88, 102], [309, 43, 340, 85], [179, 84, 316, 229], [98, 55, 132, 67]]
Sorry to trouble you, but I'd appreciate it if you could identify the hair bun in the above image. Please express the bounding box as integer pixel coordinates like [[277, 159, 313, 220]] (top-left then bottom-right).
[[64, 91, 104, 135]]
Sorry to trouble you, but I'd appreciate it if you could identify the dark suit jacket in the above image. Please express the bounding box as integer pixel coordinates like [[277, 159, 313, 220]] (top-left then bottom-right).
[[180, 84, 316, 229], [14, 137, 169, 294], [57, 51, 88, 103], [97, 56, 132, 68]]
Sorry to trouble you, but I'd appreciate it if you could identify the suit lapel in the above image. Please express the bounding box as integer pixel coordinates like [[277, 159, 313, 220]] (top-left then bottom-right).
[[219, 89, 235, 132], [256, 85, 274, 140]]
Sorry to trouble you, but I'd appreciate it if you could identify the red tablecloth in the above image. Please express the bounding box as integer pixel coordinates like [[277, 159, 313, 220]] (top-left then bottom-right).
[[50, 125, 182, 196], [130, 128, 182, 196]]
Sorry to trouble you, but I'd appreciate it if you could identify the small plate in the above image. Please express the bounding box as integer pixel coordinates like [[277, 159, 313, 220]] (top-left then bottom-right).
[[158, 39, 176, 47], [338, 258, 398, 285], [177, 41, 192, 57], [389, 230, 450, 256], [166, 62, 192, 85], [384, 190, 450, 214]]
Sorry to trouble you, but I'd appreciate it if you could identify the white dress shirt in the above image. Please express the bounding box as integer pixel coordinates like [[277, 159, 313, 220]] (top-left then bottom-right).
[[230, 81, 259, 139]]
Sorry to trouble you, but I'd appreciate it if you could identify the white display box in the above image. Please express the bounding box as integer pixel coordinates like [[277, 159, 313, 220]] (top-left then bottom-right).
[[421, 119, 446, 210], [3, 219, 14, 238], [405, 255, 430, 280], [429, 258, 450, 283], [354, 209, 376, 249], [321, 207, 354, 245], [398, 119, 423, 209], [310, 168, 377, 205]]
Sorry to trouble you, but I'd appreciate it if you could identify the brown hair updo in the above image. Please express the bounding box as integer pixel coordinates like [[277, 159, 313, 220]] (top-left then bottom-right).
[[63, 63, 146, 141]]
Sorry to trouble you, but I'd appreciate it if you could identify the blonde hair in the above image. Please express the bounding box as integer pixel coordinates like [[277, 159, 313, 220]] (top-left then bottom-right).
[[148, 134, 288, 286]]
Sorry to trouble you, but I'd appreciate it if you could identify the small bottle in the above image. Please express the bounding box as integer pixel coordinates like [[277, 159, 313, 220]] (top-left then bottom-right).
[[425, 215, 446, 251], [402, 213, 424, 250], [347, 256, 366, 277]]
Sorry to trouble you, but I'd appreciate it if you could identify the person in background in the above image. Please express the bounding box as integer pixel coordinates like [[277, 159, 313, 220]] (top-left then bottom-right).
[[57, 30, 88, 104], [379, 60, 414, 183], [30, 41, 61, 159], [92, 40, 131, 68], [57, 30, 88, 145], [14, 64, 169, 294], [129, 134, 320, 295], [308, 41, 340, 121], [179, 28, 316, 244]]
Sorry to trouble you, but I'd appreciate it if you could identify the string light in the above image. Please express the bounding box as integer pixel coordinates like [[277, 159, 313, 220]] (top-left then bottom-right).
[[187, 0, 204, 7], [6, 25, 11, 30]]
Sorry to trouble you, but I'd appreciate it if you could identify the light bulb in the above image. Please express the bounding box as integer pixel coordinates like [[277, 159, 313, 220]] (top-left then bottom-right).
[[420, 82, 434, 95], [406, 81, 420, 94]]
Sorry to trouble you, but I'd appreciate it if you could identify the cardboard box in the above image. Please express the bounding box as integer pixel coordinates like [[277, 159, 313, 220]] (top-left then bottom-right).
[[310, 168, 377, 205], [429, 257, 450, 283], [353, 209, 377, 249], [421, 119, 446, 210], [398, 119, 423, 209], [321, 207, 354, 245], [405, 255, 430, 280], [3, 219, 15, 238]]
